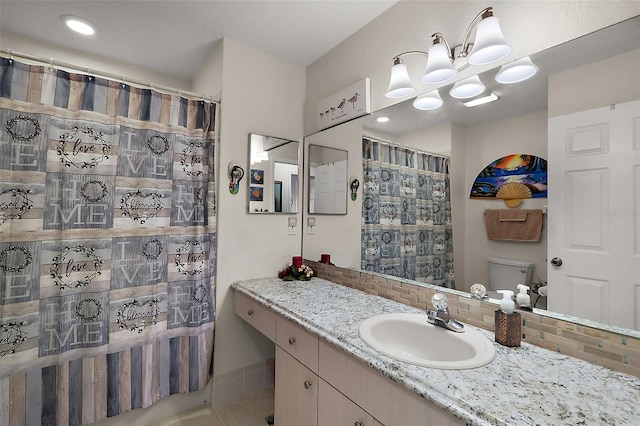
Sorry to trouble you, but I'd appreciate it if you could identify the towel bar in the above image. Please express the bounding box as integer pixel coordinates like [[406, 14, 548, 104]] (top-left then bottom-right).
[[482, 206, 547, 214]]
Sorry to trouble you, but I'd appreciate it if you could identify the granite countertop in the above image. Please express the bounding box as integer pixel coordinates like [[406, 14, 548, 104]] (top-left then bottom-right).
[[231, 277, 640, 426]]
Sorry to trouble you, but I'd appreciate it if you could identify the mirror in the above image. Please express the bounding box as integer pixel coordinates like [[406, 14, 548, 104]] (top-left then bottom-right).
[[307, 144, 348, 214], [248, 134, 299, 214], [302, 16, 640, 334]]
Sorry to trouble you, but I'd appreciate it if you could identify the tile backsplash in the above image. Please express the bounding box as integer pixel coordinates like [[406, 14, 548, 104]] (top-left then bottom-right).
[[307, 260, 640, 378]]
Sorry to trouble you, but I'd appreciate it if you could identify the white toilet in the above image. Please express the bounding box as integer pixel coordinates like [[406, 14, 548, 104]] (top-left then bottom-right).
[[487, 257, 534, 300]]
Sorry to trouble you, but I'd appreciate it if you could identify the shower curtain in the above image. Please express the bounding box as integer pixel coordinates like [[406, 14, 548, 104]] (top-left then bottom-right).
[[361, 136, 454, 288], [0, 58, 217, 425]]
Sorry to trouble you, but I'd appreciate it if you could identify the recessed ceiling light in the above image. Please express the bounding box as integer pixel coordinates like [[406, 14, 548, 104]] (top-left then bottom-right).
[[62, 15, 96, 36], [376, 117, 390, 123], [463, 93, 499, 108]]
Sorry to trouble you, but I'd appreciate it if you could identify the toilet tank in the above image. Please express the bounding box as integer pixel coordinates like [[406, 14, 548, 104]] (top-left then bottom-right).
[[487, 257, 534, 291]]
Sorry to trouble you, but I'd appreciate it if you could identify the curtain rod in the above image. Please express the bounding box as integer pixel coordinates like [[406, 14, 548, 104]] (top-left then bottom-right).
[[362, 132, 450, 160], [0, 49, 220, 103]]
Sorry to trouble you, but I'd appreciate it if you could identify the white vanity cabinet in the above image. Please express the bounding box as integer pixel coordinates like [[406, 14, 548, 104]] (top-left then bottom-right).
[[234, 291, 276, 340], [319, 341, 465, 426], [234, 289, 465, 426], [274, 315, 320, 425], [317, 378, 376, 426], [275, 347, 318, 425]]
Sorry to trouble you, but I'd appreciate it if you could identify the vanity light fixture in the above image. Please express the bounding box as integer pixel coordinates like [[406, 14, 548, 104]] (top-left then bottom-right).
[[449, 75, 486, 99], [385, 58, 416, 98], [61, 15, 96, 36], [385, 6, 510, 98], [421, 40, 456, 84], [412, 89, 444, 110], [466, 11, 511, 65], [463, 92, 498, 107], [495, 56, 539, 84]]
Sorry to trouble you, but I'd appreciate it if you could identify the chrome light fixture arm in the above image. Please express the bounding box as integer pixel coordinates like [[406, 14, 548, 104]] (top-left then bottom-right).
[[392, 50, 428, 64]]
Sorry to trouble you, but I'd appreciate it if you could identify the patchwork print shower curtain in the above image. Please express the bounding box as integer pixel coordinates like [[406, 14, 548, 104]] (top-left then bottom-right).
[[361, 136, 454, 288], [0, 58, 217, 425]]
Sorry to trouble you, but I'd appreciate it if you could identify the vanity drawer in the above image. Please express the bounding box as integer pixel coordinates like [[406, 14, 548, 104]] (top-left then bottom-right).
[[234, 291, 276, 341], [276, 315, 319, 372]]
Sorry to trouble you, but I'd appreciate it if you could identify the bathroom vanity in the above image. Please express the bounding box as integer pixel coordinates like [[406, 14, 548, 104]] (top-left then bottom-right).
[[232, 277, 640, 425]]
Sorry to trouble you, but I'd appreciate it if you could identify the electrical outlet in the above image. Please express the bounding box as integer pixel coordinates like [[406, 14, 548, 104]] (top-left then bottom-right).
[[288, 217, 297, 235]]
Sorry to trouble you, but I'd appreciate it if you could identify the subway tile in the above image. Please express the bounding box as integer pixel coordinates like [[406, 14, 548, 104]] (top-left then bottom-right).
[[460, 317, 489, 330], [520, 320, 561, 335], [560, 346, 603, 365], [599, 357, 639, 376], [561, 329, 601, 346], [377, 281, 395, 290], [583, 344, 623, 362], [524, 337, 557, 352], [581, 326, 627, 342], [540, 332, 583, 350], [623, 337, 640, 350], [363, 288, 379, 296]]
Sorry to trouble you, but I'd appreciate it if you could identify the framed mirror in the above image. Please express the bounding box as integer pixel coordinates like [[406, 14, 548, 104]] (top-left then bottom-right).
[[307, 144, 348, 215], [248, 134, 299, 214], [301, 16, 640, 336]]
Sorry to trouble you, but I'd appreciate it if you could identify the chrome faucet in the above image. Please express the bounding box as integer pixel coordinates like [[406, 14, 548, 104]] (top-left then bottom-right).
[[427, 293, 465, 333]]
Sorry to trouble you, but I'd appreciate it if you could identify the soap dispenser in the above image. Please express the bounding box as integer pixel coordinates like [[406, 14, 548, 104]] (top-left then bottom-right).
[[495, 290, 521, 347], [516, 284, 532, 311]]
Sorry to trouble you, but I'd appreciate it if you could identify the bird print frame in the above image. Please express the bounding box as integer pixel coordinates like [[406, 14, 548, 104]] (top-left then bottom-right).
[[316, 78, 370, 131]]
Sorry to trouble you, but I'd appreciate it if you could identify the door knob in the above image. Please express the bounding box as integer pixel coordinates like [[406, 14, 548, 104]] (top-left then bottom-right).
[[550, 257, 563, 267], [303, 380, 312, 389], [288, 337, 296, 345]]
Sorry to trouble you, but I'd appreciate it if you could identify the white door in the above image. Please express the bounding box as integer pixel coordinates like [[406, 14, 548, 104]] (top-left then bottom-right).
[[548, 99, 640, 330], [313, 160, 347, 214]]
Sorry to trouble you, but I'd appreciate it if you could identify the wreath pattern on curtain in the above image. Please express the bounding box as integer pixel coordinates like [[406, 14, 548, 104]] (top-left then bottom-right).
[[0, 58, 217, 425], [361, 136, 454, 288]]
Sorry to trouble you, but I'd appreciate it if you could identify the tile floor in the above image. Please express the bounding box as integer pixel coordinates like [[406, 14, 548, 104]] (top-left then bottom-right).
[[156, 387, 274, 426]]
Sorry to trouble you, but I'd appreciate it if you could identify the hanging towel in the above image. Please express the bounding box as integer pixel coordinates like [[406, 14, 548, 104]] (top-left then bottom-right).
[[484, 209, 544, 242]]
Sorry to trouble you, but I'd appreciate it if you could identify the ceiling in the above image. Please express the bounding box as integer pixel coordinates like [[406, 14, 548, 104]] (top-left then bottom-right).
[[0, 0, 398, 80]]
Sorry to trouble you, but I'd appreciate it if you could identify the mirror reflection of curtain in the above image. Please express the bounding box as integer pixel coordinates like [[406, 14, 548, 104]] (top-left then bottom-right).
[[0, 58, 216, 423], [361, 136, 454, 288], [274, 181, 283, 212]]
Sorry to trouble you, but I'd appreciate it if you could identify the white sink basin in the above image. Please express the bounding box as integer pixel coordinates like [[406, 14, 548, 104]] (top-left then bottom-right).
[[358, 313, 496, 369]]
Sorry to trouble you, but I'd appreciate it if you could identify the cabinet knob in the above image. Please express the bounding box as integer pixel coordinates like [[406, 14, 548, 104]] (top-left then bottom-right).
[[354, 422, 365, 426], [247, 309, 253, 316], [288, 337, 296, 345], [303, 380, 312, 389]]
